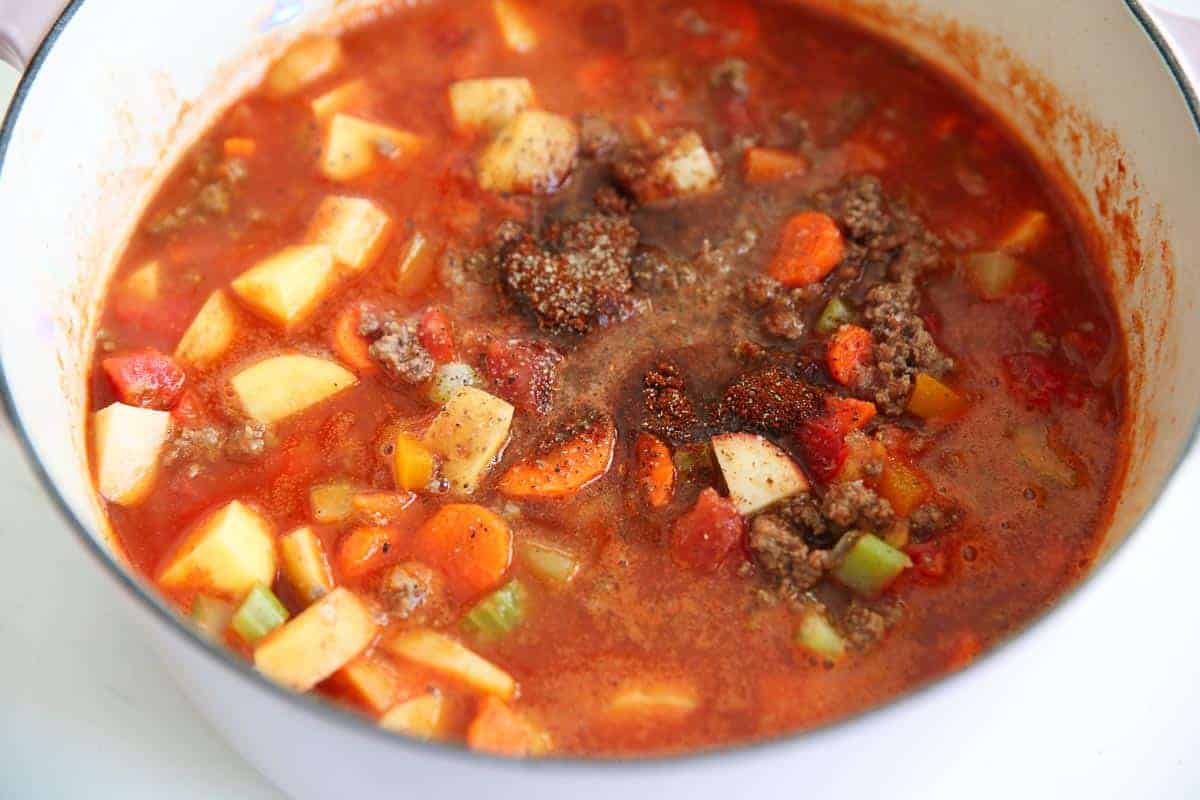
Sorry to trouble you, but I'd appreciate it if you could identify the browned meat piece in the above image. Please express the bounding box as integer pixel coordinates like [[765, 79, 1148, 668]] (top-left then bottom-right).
[[485, 338, 563, 415], [775, 492, 835, 550], [909, 502, 958, 541], [630, 245, 697, 293], [719, 365, 821, 434], [748, 511, 826, 597], [744, 275, 781, 308], [579, 113, 621, 158], [593, 184, 632, 215], [762, 300, 806, 341], [497, 213, 639, 334], [821, 480, 894, 531], [378, 561, 448, 624], [359, 310, 435, 385], [841, 601, 888, 649], [642, 360, 698, 442], [863, 282, 954, 414]]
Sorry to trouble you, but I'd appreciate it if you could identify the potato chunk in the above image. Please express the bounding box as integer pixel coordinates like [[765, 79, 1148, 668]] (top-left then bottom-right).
[[174, 290, 238, 367], [266, 35, 343, 97], [254, 587, 377, 692], [123, 260, 160, 301], [477, 110, 577, 195], [320, 113, 423, 182], [158, 500, 276, 597], [423, 386, 514, 495], [280, 526, 335, 604], [608, 681, 699, 717], [379, 692, 447, 740], [646, 131, 720, 201], [311, 79, 370, 122], [92, 402, 171, 506], [387, 630, 515, 699], [306, 196, 393, 273], [230, 244, 337, 330], [336, 657, 402, 715], [712, 432, 808, 515], [492, 0, 538, 53], [231, 354, 357, 425], [449, 77, 534, 133]]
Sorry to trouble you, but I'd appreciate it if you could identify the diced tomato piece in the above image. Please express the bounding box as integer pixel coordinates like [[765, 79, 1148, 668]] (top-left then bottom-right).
[[170, 389, 206, 427], [797, 415, 848, 483], [484, 338, 563, 415], [101, 348, 186, 410], [1001, 353, 1085, 411], [670, 487, 746, 572], [905, 541, 948, 581], [825, 395, 876, 434], [417, 307, 455, 364]]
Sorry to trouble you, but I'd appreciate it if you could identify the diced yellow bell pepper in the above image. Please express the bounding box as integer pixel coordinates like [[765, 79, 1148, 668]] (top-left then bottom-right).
[[878, 459, 930, 518], [392, 433, 435, 492], [907, 373, 968, 419]]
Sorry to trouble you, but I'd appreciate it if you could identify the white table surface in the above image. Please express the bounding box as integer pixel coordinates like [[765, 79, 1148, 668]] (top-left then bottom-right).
[[2, 3, 1200, 796]]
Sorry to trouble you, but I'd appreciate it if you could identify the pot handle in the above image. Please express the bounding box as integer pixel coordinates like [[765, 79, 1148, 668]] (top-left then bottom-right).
[[0, 0, 68, 70]]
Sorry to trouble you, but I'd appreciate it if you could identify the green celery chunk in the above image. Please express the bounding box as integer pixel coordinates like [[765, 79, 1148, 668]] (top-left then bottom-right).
[[231, 584, 289, 644], [672, 442, 714, 476], [190, 594, 234, 642], [816, 296, 853, 335], [428, 362, 481, 405], [462, 579, 527, 640], [520, 541, 580, 587], [832, 533, 913, 597], [795, 608, 846, 662]]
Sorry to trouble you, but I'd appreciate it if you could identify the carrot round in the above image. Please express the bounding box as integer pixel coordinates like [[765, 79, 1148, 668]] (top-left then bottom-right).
[[331, 305, 376, 373], [826, 324, 874, 386], [412, 504, 512, 597], [497, 415, 616, 500], [768, 211, 845, 287], [337, 526, 403, 580], [634, 432, 675, 509]]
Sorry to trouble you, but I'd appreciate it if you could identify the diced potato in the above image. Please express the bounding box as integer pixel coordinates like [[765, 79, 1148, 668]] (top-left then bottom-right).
[[423, 386, 514, 495], [999, 209, 1050, 254], [231, 354, 357, 425], [477, 110, 578, 195], [280, 526, 334, 604], [320, 113, 423, 182], [311, 78, 370, 122], [92, 402, 171, 506], [648, 131, 720, 200], [158, 500, 276, 597], [449, 77, 535, 133], [266, 35, 343, 97], [254, 587, 377, 692], [795, 608, 846, 662], [306, 196, 393, 273], [492, 0, 538, 53], [1013, 424, 1077, 487], [174, 290, 238, 367], [230, 244, 338, 330], [309, 479, 357, 523], [711, 432, 809, 515], [379, 691, 446, 740], [608, 681, 699, 717], [336, 656, 402, 715], [387, 629, 515, 700], [396, 231, 439, 296], [123, 260, 160, 301]]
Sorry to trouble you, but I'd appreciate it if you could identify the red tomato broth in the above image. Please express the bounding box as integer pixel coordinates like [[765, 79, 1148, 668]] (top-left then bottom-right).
[[87, 0, 1126, 756]]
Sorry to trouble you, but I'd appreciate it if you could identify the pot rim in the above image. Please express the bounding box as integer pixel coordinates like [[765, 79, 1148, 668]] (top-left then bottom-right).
[[2, 0, 1198, 773]]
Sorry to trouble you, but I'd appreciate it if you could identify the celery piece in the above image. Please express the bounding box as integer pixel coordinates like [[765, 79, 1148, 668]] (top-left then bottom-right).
[[832, 533, 913, 597], [462, 580, 526, 640], [795, 608, 845, 662], [816, 297, 853, 335], [428, 362, 481, 405], [191, 595, 234, 642], [520, 541, 580, 587], [672, 442, 714, 476], [963, 252, 1021, 300], [232, 584, 290, 644]]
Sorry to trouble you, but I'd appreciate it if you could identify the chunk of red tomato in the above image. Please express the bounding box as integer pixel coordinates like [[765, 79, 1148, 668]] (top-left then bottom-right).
[[101, 348, 186, 410], [670, 487, 746, 572], [417, 307, 455, 364], [484, 338, 563, 415]]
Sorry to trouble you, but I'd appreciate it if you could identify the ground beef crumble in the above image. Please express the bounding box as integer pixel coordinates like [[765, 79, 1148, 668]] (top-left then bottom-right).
[[358, 309, 435, 385], [821, 480, 894, 531], [863, 281, 954, 414], [497, 213, 640, 334]]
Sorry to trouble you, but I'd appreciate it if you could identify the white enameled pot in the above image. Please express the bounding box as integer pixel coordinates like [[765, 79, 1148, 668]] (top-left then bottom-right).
[[1, 1, 1199, 798]]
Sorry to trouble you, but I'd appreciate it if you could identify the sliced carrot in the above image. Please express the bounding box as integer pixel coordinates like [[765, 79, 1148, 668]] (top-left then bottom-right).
[[743, 147, 808, 183], [825, 395, 876, 433], [223, 137, 257, 158], [412, 504, 512, 598], [497, 416, 616, 500], [768, 211, 845, 287], [826, 324, 874, 386], [337, 526, 404, 580], [331, 305, 376, 373], [634, 432, 675, 509], [467, 696, 547, 757]]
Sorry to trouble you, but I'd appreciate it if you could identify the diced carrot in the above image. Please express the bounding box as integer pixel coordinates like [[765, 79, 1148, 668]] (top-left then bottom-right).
[[634, 432, 675, 509], [878, 458, 931, 518], [392, 433, 435, 492], [416, 307, 455, 364], [411, 504, 512, 598], [826, 324, 873, 386], [825, 395, 876, 433], [768, 211, 845, 287], [337, 526, 404, 580], [497, 416, 616, 500], [467, 696, 546, 757], [907, 373, 967, 419], [101, 348, 187, 410], [743, 147, 808, 183], [223, 137, 257, 158], [351, 491, 417, 523], [331, 305, 376, 374]]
